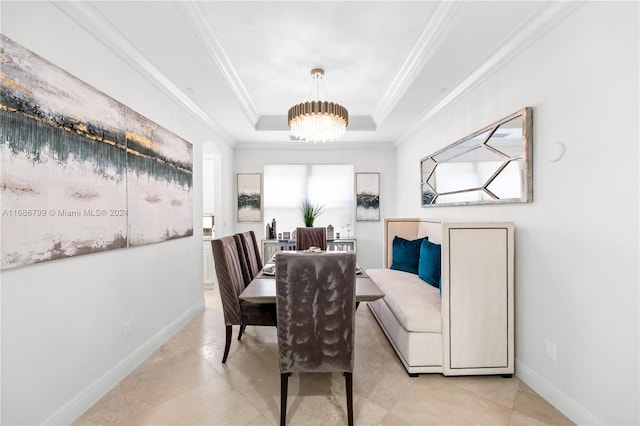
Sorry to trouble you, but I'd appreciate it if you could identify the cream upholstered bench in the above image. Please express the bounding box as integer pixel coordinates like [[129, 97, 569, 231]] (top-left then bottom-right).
[[366, 218, 515, 376]]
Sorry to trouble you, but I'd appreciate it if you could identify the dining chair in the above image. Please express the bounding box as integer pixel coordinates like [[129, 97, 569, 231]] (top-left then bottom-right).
[[295, 227, 327, 251], [234, 234, 253, 287], [275, 252, 357, 426], [211, 235, 277, 363], [236, 231, 263, 281]]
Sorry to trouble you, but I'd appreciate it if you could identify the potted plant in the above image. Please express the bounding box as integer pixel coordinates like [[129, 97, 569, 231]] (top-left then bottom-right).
[[300, 199, 323, 227]]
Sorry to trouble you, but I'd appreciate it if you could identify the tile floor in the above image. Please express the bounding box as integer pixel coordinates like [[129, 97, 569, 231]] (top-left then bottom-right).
[[74, 288, 574, 425]]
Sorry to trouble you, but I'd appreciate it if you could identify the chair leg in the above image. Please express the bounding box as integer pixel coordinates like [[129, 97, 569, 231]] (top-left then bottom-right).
[[344, 372, 353, 426], [238, 324, 246, 341], [222, 325, 232, 363], [280, 373, 290, 426]]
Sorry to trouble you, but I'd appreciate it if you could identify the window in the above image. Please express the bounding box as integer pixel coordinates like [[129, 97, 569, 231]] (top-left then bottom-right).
[[264, 164, 354, 237]]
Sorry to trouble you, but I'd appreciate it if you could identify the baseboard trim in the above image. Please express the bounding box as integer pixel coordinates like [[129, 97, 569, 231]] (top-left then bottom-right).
[[44, 299, 205, 425], [515, 359, 603, 425]]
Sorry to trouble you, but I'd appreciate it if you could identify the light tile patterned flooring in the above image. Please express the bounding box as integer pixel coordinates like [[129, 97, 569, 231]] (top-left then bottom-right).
[[75, 288, 574, 425]]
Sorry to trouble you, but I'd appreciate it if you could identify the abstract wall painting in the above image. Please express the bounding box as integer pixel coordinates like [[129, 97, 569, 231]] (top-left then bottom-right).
[[126, 110, 193, 246], [0, 35, 192, 270], [237, 173, 262, 222], [356, 172, 380, 221]]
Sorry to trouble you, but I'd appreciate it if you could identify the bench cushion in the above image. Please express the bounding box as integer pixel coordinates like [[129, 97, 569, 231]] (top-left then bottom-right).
[[366, 268, 441, 333]]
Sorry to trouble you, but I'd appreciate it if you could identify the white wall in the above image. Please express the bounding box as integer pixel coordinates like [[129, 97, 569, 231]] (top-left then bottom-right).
[[2, 1, 637, 424], [395, 2, 639, 424], [203, 140, 235, 238], [234, 143, 396, 271], [0, 2, 234, 424]]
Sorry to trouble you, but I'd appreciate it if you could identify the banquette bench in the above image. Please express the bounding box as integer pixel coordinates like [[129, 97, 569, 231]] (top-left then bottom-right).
[[366, 218, 515, 376]]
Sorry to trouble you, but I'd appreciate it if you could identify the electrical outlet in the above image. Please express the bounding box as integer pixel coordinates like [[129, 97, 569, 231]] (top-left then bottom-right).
[[123, 321, 132, 339], [546, 341, 556, 362]]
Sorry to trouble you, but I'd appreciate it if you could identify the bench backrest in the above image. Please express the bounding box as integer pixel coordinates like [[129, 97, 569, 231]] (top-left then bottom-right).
[[384, 218, 442, 268]]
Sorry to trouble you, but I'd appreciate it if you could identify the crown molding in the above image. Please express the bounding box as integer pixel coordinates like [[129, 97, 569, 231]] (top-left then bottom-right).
[[255, 115, 376, 132], [396, 1, 585, 146], [253, 115, 288, 131], [373, 1, 461, 127], [179, 2, 260, 126], [52, 1, 235, 147], [235, 140, 395, 152]]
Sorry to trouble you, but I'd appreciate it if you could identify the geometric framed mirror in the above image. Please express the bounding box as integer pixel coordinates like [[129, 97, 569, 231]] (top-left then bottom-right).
[[421, 107, 532, 207]]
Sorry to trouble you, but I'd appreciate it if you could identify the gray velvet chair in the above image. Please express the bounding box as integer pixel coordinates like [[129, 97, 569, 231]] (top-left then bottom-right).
[[234, 231, 263, 287], [234, 233, 253, 287], [233, 232, 266, 340], [295, 227, 327, 251], [275, 252, 357, 426], [211, 235, 277, 363]]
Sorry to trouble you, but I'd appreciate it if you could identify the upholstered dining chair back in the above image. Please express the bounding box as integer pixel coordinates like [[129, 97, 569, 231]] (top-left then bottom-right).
[[296, 227, 327, 251], [237, 231, 263, 281], [212, 235, 276, 363], [212, 236, 245, 325], [234, 234, 253, 286], [275, 252, 357, 425]]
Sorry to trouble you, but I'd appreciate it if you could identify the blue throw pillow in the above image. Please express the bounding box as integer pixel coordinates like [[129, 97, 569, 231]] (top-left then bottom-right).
[[390, 236, 427, 275], [418, 239, 441, 288]]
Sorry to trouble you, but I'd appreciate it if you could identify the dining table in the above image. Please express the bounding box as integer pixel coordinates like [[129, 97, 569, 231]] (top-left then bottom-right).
[[239, 252, 385, 305]]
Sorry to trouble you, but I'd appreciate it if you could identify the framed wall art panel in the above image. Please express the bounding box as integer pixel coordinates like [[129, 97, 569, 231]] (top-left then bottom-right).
[[237, 173, 262, 223], [126, 109, 193, 246], [356, 172, 380, 221]]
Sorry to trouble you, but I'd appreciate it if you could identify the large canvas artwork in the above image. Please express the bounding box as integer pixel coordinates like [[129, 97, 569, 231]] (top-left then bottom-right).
[[126, 110, 193, 246], [0, 35, 192, 270]]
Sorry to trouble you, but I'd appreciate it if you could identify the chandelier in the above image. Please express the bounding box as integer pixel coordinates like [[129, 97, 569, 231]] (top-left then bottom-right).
[[288, 68, 349, 143]]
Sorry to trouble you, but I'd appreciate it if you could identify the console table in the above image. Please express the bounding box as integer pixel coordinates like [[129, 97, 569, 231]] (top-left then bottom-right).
[[261, 238, 356, 264]]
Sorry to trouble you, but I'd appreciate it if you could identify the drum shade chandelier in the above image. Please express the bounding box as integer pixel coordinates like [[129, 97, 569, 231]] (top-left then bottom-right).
[[288, 68, 348, 143]]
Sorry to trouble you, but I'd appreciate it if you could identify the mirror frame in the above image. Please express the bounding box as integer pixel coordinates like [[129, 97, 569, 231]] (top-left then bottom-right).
[[420, 107, 533, 207]]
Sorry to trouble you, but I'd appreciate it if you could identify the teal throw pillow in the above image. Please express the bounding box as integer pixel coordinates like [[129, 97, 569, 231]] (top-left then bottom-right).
[[390, 236, 427, 275], [418, 239, 441, 288]]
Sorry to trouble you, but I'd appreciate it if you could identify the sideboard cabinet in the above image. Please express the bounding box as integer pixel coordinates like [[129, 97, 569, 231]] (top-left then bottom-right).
[[261, 239, 356, 264]]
